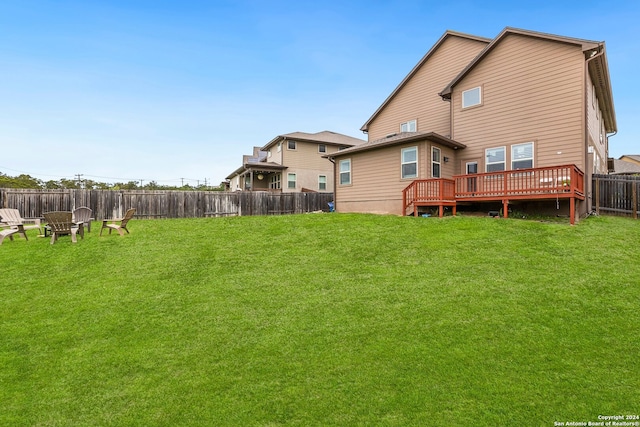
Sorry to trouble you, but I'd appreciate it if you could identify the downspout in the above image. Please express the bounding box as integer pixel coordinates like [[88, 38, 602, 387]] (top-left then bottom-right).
[[327, 156, 336, 210], [605, 130, 617, 165], [584, 44, 605, 214]]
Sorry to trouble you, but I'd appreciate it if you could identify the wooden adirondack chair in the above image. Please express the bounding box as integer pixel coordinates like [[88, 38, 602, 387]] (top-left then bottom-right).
[[100, 208, 136, 236], [72, 207, 94, 232], [0, 224, 27, 245], [43, 211, 83, 244], [0, 208, 43, 235]]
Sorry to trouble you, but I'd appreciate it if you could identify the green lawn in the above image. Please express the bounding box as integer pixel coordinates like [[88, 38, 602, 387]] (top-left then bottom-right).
[[1, 214, 638, 426]]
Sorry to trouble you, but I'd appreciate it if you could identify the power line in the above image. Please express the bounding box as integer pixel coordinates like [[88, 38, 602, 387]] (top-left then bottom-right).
[[0, 164, 208, 185]]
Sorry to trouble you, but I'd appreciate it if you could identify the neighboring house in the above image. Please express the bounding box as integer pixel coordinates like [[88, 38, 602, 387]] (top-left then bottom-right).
[[618, 155, 640, 166], [610, 156, 640, 175], [327, 27, 617, 224], [226, 131, 364, 193]]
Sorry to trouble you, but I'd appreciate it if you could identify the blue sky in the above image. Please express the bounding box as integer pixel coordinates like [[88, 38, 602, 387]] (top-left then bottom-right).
[[1, 0, 638, 186]]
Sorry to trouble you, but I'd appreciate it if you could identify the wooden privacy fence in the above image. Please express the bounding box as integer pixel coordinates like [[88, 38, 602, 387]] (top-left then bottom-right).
[[0, 189, 334, 220], [593, 174, 640, 218]]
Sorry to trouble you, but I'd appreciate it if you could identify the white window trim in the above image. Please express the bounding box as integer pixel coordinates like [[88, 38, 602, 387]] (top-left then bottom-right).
[[277, 142, 282, 152], [401, 146, 418, 179], [287, 140, 296, 150], [462, 86, 482, 109], [318, 144, 326, 153], [318, 175, 327, 191], [287, 173, 296, 189], [339, 159, 351, 185], [270, 173, 281, 190], [400, 119, 417, 133], [485, 146, 506, 172], [431, 146, 441, 178], [511, 142, 534, 170]]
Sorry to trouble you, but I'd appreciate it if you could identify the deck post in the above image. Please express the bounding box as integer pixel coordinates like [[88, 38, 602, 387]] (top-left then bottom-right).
[[502, 200, 509, 219], [402, 191, 406, 216], [439, 205, 444, 218], [570, 197, 575, 225]]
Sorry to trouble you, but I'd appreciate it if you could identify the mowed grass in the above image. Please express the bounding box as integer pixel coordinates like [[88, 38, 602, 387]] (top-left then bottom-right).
[[1, 213, 638, 426]]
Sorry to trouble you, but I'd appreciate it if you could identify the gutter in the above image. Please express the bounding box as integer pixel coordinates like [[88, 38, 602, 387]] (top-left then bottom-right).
[[584, 44, 605, 212]]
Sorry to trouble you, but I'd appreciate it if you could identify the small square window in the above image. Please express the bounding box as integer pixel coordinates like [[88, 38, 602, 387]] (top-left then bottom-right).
[[462, 87, 482, 109], [401, 120, 417, 133], [318, 144, 326, 153], [288, 140, 296, 150]]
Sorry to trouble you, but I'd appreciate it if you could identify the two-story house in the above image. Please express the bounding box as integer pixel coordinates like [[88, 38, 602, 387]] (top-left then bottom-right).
[[227, 131, 364, 192], [327, 27, 617, 224]]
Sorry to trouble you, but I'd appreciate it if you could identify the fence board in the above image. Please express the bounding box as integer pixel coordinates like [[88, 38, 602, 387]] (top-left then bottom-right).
[[593, 174, 640, 218], [0, 189, 333, 220]]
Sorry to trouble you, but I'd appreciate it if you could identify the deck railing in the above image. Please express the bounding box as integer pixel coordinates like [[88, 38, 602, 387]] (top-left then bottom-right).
[[403, 164, 585, 214], [402, 178, 455, 212], [453, 164, 584, 200]]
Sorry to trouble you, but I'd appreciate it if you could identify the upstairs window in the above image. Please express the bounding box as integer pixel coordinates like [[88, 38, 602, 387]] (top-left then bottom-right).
[[318, 144, 326, 153], [339, 159, 351, 185], [462, 86, 482, 109], [485, 147, 505, 172], [401, 147, 418, 179], [287, 140, 296, 150], [277, 142, 282, 152], [511, 142, 533, 170], [400, 120, 417, 133]]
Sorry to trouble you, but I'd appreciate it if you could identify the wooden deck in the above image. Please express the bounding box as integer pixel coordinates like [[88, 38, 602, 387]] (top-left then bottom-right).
[[403, 164, 585, 224]]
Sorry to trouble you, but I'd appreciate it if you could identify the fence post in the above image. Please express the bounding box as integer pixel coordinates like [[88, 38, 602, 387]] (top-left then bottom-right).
[[634, 183, 638, 220], [595, 176, 600, 215]]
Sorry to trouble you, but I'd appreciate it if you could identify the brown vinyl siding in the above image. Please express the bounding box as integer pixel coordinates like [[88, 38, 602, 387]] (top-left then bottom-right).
[[335, 142, 458, 215], [586, 72, 608, 173], [452, 34, 585, 172], [366, 36, 488, 142]]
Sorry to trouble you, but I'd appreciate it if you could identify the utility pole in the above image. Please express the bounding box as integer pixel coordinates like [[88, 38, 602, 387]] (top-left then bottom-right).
[[75, 173, 84, 189], [181, 178, 184, 186], [139, 179, 143, 188]]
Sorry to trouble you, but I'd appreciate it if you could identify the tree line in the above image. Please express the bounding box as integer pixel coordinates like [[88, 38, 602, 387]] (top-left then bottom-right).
[[0, 173, 225, 191]]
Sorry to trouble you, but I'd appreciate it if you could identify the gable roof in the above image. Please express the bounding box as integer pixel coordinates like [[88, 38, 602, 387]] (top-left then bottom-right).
[[261, 130, 364, 151], [360, 30, 491, 133], [326, 131, 466, 158], [225, 161, 287, 180], [439, 27, 617, 132], [620, 155, 640, 164], [611, 158, 640, 175]]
